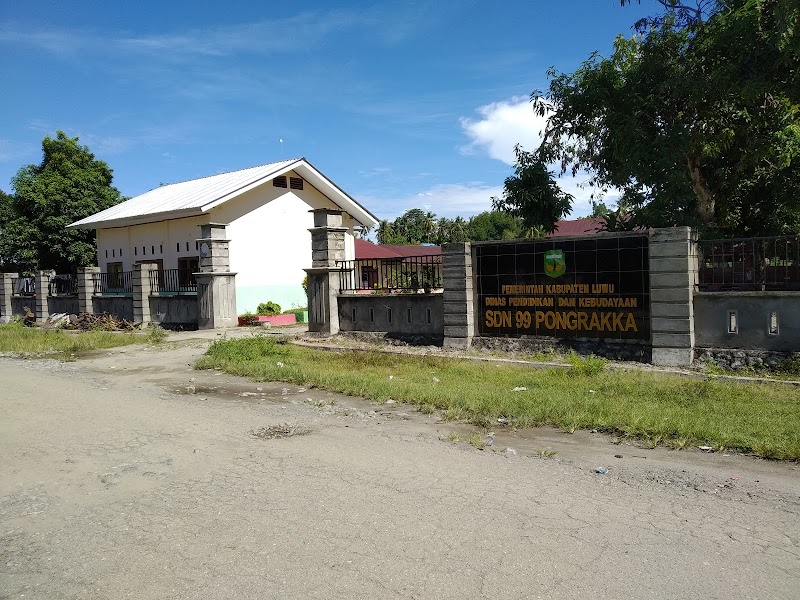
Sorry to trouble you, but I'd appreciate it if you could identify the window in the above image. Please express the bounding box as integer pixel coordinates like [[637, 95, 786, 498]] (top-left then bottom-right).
[[387, 308, 392, 324], [727, 311, 738, 334], [186, 242, 189, 251], [369, 308, 374, 323], [351, 308, 357, 322], [273, 176, 287, 188], [289, 177, 303, 190], [407, 308, 412, 324], [107, 262, 123, 289], [177, 242, 180, 252], [426, 308, 432, 324], [769, 311, 779, 335], [134, 247, 138, 256], [112, 248, 115, 257], [178, 257, 199, 288]]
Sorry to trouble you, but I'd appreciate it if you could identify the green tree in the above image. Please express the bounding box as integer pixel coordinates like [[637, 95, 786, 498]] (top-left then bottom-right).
[[1, 131, 123, 273], [536, 0, 800, 237], [491, 144, 573, 235], [467, 210, 524, 241]]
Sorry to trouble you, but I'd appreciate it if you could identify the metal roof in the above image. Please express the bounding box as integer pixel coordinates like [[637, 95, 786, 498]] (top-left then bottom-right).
[[68, 158, 378, 230]]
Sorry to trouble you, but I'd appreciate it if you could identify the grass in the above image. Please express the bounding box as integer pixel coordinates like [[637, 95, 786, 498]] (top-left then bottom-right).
[[0, 322, 142, 357], [195, 335, 800, 460]]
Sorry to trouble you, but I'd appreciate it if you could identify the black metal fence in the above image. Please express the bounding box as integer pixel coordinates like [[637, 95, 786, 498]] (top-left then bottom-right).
[[93, 271, 133, 295], [11, 276, 35, 296], [337, 255, 443, 293], [149, 268, 197, 294], [49, 274, 77, 296], [697, 235, 800, 291]]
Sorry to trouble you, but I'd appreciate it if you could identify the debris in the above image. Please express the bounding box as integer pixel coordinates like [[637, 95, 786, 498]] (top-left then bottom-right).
[[595, 467, 608, 474], [512, 386, 527, 392], [388, 375, 394, 380], [503, 448, 518, 457], [497, 417, 509, 425], [63, 312, 136, 331], [699, 445, 714, 452], [385, 399, 396, 404], [432, 377, 440, 383], [276, 362, 284, 367], [614, 454, 623, 459], [487, 433, 495, 446], [588, 389, 597, 394], [730, 476, 739, 481], [590, 429, 598, 433]]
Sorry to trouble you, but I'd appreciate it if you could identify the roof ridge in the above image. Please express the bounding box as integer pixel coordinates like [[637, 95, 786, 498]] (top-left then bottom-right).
[[154, 157, 303, 190]]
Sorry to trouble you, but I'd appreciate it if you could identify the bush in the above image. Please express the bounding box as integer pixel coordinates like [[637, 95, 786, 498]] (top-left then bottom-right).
[[256, 301, 281, 316], [779, 353, 800, 375]]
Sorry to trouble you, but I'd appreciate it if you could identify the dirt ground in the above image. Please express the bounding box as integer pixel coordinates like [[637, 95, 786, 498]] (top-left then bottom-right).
[[1, 329, 799, 599]]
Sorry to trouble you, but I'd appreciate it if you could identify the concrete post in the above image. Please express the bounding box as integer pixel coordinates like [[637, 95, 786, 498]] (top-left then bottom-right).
[[195, 223, 237, 329], [77, 266, 100, 314], [35, 270, 54, 323], [0, 273, 17, 323], [649, 227, 698, 366], [442, 242, 475, 349], [305, 208, 349, 335], [132, 262, 158, 325]]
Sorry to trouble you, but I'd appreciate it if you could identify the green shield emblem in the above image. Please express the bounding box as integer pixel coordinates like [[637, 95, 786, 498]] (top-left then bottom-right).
[[544, 250, 566, 278]]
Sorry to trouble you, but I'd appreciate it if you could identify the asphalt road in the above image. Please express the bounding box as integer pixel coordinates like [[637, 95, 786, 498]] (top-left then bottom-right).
[[1, 339, 799, 599]]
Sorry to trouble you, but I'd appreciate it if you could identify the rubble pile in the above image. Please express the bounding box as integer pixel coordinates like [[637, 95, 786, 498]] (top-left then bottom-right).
[[45, 312, 137, 331]]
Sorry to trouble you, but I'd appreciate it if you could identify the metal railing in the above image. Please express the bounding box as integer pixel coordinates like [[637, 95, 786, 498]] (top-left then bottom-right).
[[697, 235, 800, 291], [49, 274, 77, 296], [93, 271, 133, 295], [337, 255, 443, 293], [149, 268, 197, 295], [11, 276, 35, 296]]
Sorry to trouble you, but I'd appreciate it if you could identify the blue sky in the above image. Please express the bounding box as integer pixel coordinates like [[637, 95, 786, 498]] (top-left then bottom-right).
[[0, 0, 653, 222]]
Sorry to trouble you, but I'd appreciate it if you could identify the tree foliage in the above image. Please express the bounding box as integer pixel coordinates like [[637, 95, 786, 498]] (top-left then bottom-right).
[[0, 131, 123, 273], [374, 209, 527, 245], [491, 144, 573, 234], [535, 0, 800, 237]]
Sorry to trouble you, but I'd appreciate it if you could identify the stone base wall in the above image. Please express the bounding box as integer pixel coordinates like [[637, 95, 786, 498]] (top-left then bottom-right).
[[472, 336, 651, 362], [150, 295, 199, 329], [694, 348, 794, 372]]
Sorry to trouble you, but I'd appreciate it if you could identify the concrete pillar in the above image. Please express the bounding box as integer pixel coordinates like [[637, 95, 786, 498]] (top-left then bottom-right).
[[0, 273, 17, 323], [195, 223, 237, 329], [442, 242, 475, 349], [305, 209, 350, 334], [35, 270, 54, 323], [649, 227, 698, 366], [133, 262, 158, 325], [77, 266, 100, 314]]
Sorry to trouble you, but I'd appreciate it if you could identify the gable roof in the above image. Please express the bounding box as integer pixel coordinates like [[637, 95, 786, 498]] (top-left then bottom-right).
[[355, 239, 441, 259], [68, 157, 378, 230]]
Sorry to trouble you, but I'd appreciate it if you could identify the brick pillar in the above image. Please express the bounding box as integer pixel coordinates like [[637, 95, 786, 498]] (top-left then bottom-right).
[[0, 273, 17, 323], [77, 266, 100, 314], [305, 209, 349, 335], [649, 227, 698, 366], [133, 262, 158, 325], [195, 223, 237, 329], [35, 270, 54, 323], [442, 242, 475, 349]]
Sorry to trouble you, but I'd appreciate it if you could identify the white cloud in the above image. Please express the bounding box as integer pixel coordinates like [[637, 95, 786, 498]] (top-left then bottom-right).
[[459, 96, 622, 217], [459, 96, 548, 164], [359, 182, 504, 221]]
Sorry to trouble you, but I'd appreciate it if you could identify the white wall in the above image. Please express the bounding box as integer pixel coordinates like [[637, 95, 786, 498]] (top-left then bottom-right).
[[95, 169, 358, 313], [96, 216, 205, 272]]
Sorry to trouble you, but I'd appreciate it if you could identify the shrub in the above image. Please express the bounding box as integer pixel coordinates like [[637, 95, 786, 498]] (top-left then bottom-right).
[[256, 301, 281, 316], [779, 353, 800, 375]]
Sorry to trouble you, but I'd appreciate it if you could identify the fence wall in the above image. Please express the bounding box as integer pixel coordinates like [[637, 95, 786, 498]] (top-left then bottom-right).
[[92, 296, 135, 321], [337, 294, 444, 341], [693, 292, 800, 352], [150, 295, 199, 328]]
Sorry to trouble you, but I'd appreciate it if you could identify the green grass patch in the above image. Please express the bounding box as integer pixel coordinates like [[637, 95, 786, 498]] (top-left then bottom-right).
[[196, 335, 800, 459], [0, 322, 141, 357]]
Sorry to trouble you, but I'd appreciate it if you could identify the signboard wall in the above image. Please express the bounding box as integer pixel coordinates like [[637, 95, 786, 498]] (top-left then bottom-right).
[[475, 236, 650, 340]]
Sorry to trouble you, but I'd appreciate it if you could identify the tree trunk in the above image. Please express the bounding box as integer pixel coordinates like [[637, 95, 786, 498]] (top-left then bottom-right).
[[687, 154, 715, 224]]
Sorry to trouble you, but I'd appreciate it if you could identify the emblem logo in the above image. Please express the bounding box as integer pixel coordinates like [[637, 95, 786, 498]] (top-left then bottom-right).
[[544, 249, 566, 278]]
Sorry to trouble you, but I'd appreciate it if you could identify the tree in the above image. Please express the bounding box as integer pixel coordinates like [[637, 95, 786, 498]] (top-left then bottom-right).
[[491, 144, 573, 234], [535, 0, 800, 237], [1, 131, 123, 273], [467, 210, 524, 241]]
